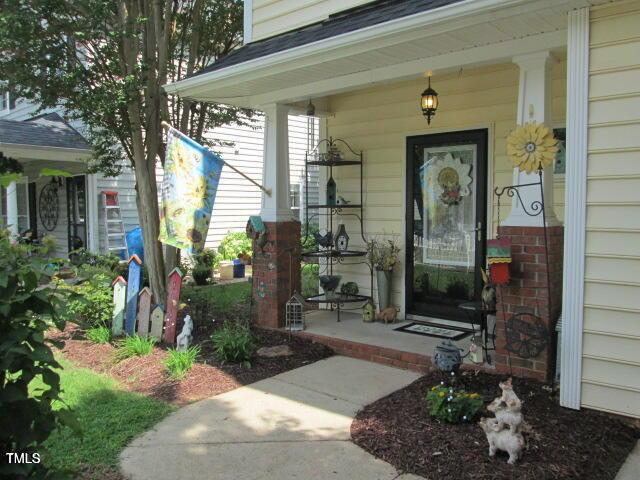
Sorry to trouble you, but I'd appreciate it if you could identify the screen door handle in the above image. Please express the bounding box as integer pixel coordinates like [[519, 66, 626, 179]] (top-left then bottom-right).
[[475, 221, 483, 242]]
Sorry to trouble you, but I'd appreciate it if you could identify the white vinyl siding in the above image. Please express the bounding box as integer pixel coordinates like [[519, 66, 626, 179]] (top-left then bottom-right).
[[581, 0, 640, 418], [251, 0, 371, 41]]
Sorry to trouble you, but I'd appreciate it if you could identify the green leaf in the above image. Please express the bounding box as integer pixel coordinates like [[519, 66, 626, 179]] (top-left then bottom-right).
[[0, 173, 23, 187], [39, 168, 72, 178]]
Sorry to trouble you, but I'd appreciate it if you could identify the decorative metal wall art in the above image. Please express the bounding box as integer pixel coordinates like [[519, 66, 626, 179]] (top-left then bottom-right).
[[506, 122, 558, 173], [39, 180, 60, 231], [505, 311, 548, 359]]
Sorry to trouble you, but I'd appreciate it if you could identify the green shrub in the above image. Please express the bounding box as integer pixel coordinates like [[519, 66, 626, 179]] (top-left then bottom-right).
[[63, 273, 114, 328], [0, 229, 75, 478], [114, 335, 156, 361], [425, 384, 483, 424], [86, 326, 111, 344], [301, 263, 319, 298], [165, 346, 200, 379], [301, 223, 319, 251], [183, 282, 251, 323], [217, 231, 252, 261], [210, 322, 254, 366], [69, 248, 121, 271]]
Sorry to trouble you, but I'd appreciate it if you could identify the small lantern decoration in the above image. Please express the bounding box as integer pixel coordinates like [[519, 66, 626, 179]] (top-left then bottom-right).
[[487, 237, 512, 285], [326, 175, 337, 206], [434, 340, 462, 373], [362, 298, 375, 322], [420, 73, 439, 125], [285, 292, 306, 331], [335, 224, 349, 252]]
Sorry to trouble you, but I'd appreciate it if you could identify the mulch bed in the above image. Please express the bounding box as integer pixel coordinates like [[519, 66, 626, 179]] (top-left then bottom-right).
[[50, 324, 332, 406], [351, 371, 639, 480]]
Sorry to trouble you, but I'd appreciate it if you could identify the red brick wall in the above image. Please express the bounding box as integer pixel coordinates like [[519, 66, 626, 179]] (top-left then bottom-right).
[[251, 221, 301, 328], [494, 225, 563, 381]]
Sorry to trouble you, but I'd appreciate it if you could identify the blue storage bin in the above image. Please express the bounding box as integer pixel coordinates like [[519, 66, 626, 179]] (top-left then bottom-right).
[[126, 227, 144, 261], [233, 259, 245, 278]]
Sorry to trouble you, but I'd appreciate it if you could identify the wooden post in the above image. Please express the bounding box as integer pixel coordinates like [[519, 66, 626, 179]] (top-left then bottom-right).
[[149, 305, 164, 341], [124, 255, 142, 336], [136, 287, 152, 338], [112, 276, 127, 336], [163, 267, 184, 344]]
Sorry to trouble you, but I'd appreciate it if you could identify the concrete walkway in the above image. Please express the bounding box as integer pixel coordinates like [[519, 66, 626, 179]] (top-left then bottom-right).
[[616, 441, 640, 480], [120, 356, 424, 480]]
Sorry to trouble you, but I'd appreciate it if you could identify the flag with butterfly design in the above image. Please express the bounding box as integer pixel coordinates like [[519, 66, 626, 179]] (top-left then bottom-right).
[[158, 126, 224, 253]]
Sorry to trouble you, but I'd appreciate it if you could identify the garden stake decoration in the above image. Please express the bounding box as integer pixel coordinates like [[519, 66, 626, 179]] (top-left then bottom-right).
[[124, 255, 142, 336], [111, 276, 127, 336], [163, 267, 184, 344], [136, 287, 152, 338], [149, 305, 165, 340]]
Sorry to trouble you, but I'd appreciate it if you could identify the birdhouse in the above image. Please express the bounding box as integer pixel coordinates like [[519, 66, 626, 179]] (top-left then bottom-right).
[[335, 224, 349, 252], [246, 215, 266, 239], [286, 292, 306, 331], [362, 299, 375, 322], [487, 237, 512, 285]]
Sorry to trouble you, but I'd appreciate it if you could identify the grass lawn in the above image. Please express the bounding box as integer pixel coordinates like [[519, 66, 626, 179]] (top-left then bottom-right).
[[34, 357, 174, 478]]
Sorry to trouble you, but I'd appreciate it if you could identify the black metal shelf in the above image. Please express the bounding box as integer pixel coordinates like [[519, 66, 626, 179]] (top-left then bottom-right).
[[303, 137, 373, 323], [305, 293, 370, 304], [302, 249, 367, 259], [308, 204, 362, 209], [307, 160, 362, 167]]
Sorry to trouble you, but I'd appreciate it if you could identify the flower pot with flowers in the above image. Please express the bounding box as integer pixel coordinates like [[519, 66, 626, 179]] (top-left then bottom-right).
[[367, 237, 401, 311]]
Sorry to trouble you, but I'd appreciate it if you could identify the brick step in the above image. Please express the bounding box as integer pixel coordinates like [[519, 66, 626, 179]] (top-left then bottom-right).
[[294, 331, 432, 373]]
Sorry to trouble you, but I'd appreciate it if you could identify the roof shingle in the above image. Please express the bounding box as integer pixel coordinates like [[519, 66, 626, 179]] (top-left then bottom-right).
[[0, 112, 90, 150], [193, 0, 462, 77]]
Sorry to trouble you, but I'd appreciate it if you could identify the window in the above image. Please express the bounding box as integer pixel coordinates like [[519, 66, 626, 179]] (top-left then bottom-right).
[[0, 84, 17, 111], [289, 183, 301, 210], [553, 128, 566, 175]]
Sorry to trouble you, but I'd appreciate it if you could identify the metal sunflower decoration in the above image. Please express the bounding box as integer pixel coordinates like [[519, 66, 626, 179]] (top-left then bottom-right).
[[506, 122, 558, 173]]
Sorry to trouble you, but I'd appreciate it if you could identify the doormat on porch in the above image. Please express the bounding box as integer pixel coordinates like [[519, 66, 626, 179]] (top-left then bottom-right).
[[394, 322, 471, 340]]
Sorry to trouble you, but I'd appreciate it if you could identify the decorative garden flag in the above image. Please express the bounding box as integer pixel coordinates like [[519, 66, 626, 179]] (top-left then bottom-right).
[[112, 276, 127, 336], [163, 267, 184, 344], [159, 126, 224, 253], [136, 287, 152, 338], [124, 255, 142, 336]]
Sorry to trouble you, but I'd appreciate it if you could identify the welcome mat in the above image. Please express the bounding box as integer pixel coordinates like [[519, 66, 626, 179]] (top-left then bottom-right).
[[394, 322, 471, 340]]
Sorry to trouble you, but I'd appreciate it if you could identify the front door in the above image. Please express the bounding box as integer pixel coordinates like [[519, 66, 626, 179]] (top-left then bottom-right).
[[405, 129, 488, 322], [66, 175, 87, 253]]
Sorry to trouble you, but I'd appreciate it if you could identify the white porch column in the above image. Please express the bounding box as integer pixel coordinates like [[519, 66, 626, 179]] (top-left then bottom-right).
[[6, 181, 19, 238], [260, 103, 293, 222], [86, 173, 100, 252], [502, 51, 560, 227]]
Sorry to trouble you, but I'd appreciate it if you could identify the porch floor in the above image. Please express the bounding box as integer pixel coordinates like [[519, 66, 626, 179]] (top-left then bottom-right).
[[295, 310, 492, 373]]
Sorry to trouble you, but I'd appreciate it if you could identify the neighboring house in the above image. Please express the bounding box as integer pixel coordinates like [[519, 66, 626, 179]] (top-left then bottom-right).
[[0, 96, 318, 256], [166, 0, 640, 418]]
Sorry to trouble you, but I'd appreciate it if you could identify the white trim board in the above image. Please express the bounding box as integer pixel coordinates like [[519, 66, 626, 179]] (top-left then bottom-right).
[[560, 7, 589, 411]]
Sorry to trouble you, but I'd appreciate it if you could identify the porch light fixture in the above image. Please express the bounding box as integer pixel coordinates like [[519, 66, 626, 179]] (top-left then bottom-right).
[[421, 73, 438, 124]]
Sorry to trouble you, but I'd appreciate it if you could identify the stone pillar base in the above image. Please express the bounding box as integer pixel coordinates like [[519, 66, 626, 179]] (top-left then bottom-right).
[[251, 221, 301, 329], [494, 225, 564, 381]]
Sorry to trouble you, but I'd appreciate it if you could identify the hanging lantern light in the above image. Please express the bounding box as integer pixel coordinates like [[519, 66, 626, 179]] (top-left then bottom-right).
[[421, 73, 439, 125]]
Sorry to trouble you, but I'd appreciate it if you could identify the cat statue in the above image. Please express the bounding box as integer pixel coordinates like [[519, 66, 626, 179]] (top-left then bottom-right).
[[498, 377, 522, 408], [176, 314, 193, 352], [487, 397, 523, 434], [479, 417, 525, 465], [375, 306, 398, 324]]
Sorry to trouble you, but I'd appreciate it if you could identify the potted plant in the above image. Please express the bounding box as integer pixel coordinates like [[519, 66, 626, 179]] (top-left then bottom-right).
[[191, 248, 218, 286], [367, 237, 400, 310]]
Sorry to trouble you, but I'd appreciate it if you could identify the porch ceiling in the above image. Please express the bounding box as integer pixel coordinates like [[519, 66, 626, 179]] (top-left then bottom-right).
[[165, 0, 607, 109]]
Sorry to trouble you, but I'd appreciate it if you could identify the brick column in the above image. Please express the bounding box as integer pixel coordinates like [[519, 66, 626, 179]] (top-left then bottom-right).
[[494, 225, 563, 381], [251, 221, 301, 328]]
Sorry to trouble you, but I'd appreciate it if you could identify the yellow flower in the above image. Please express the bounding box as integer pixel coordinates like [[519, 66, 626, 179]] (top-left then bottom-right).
[[469, 393, 480, 399], [507, 122, 558, 173], [431, 386, 437, 391], [438, 392, 445, 398]]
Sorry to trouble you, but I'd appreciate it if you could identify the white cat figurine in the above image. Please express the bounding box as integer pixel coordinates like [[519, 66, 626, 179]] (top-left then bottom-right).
[[498, 377, 521, 408], [487, 397, 523, 434], [176, 315, 193, 352], [479, 417, 525, 465]]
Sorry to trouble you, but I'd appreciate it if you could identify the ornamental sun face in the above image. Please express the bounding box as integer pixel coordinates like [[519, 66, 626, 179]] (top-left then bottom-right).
[[506, 122, 559, 173]]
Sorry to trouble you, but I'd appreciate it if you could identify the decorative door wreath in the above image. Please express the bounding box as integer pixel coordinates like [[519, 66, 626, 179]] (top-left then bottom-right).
[[39, 182, 59, 231], [425, 153, 473, 206]]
